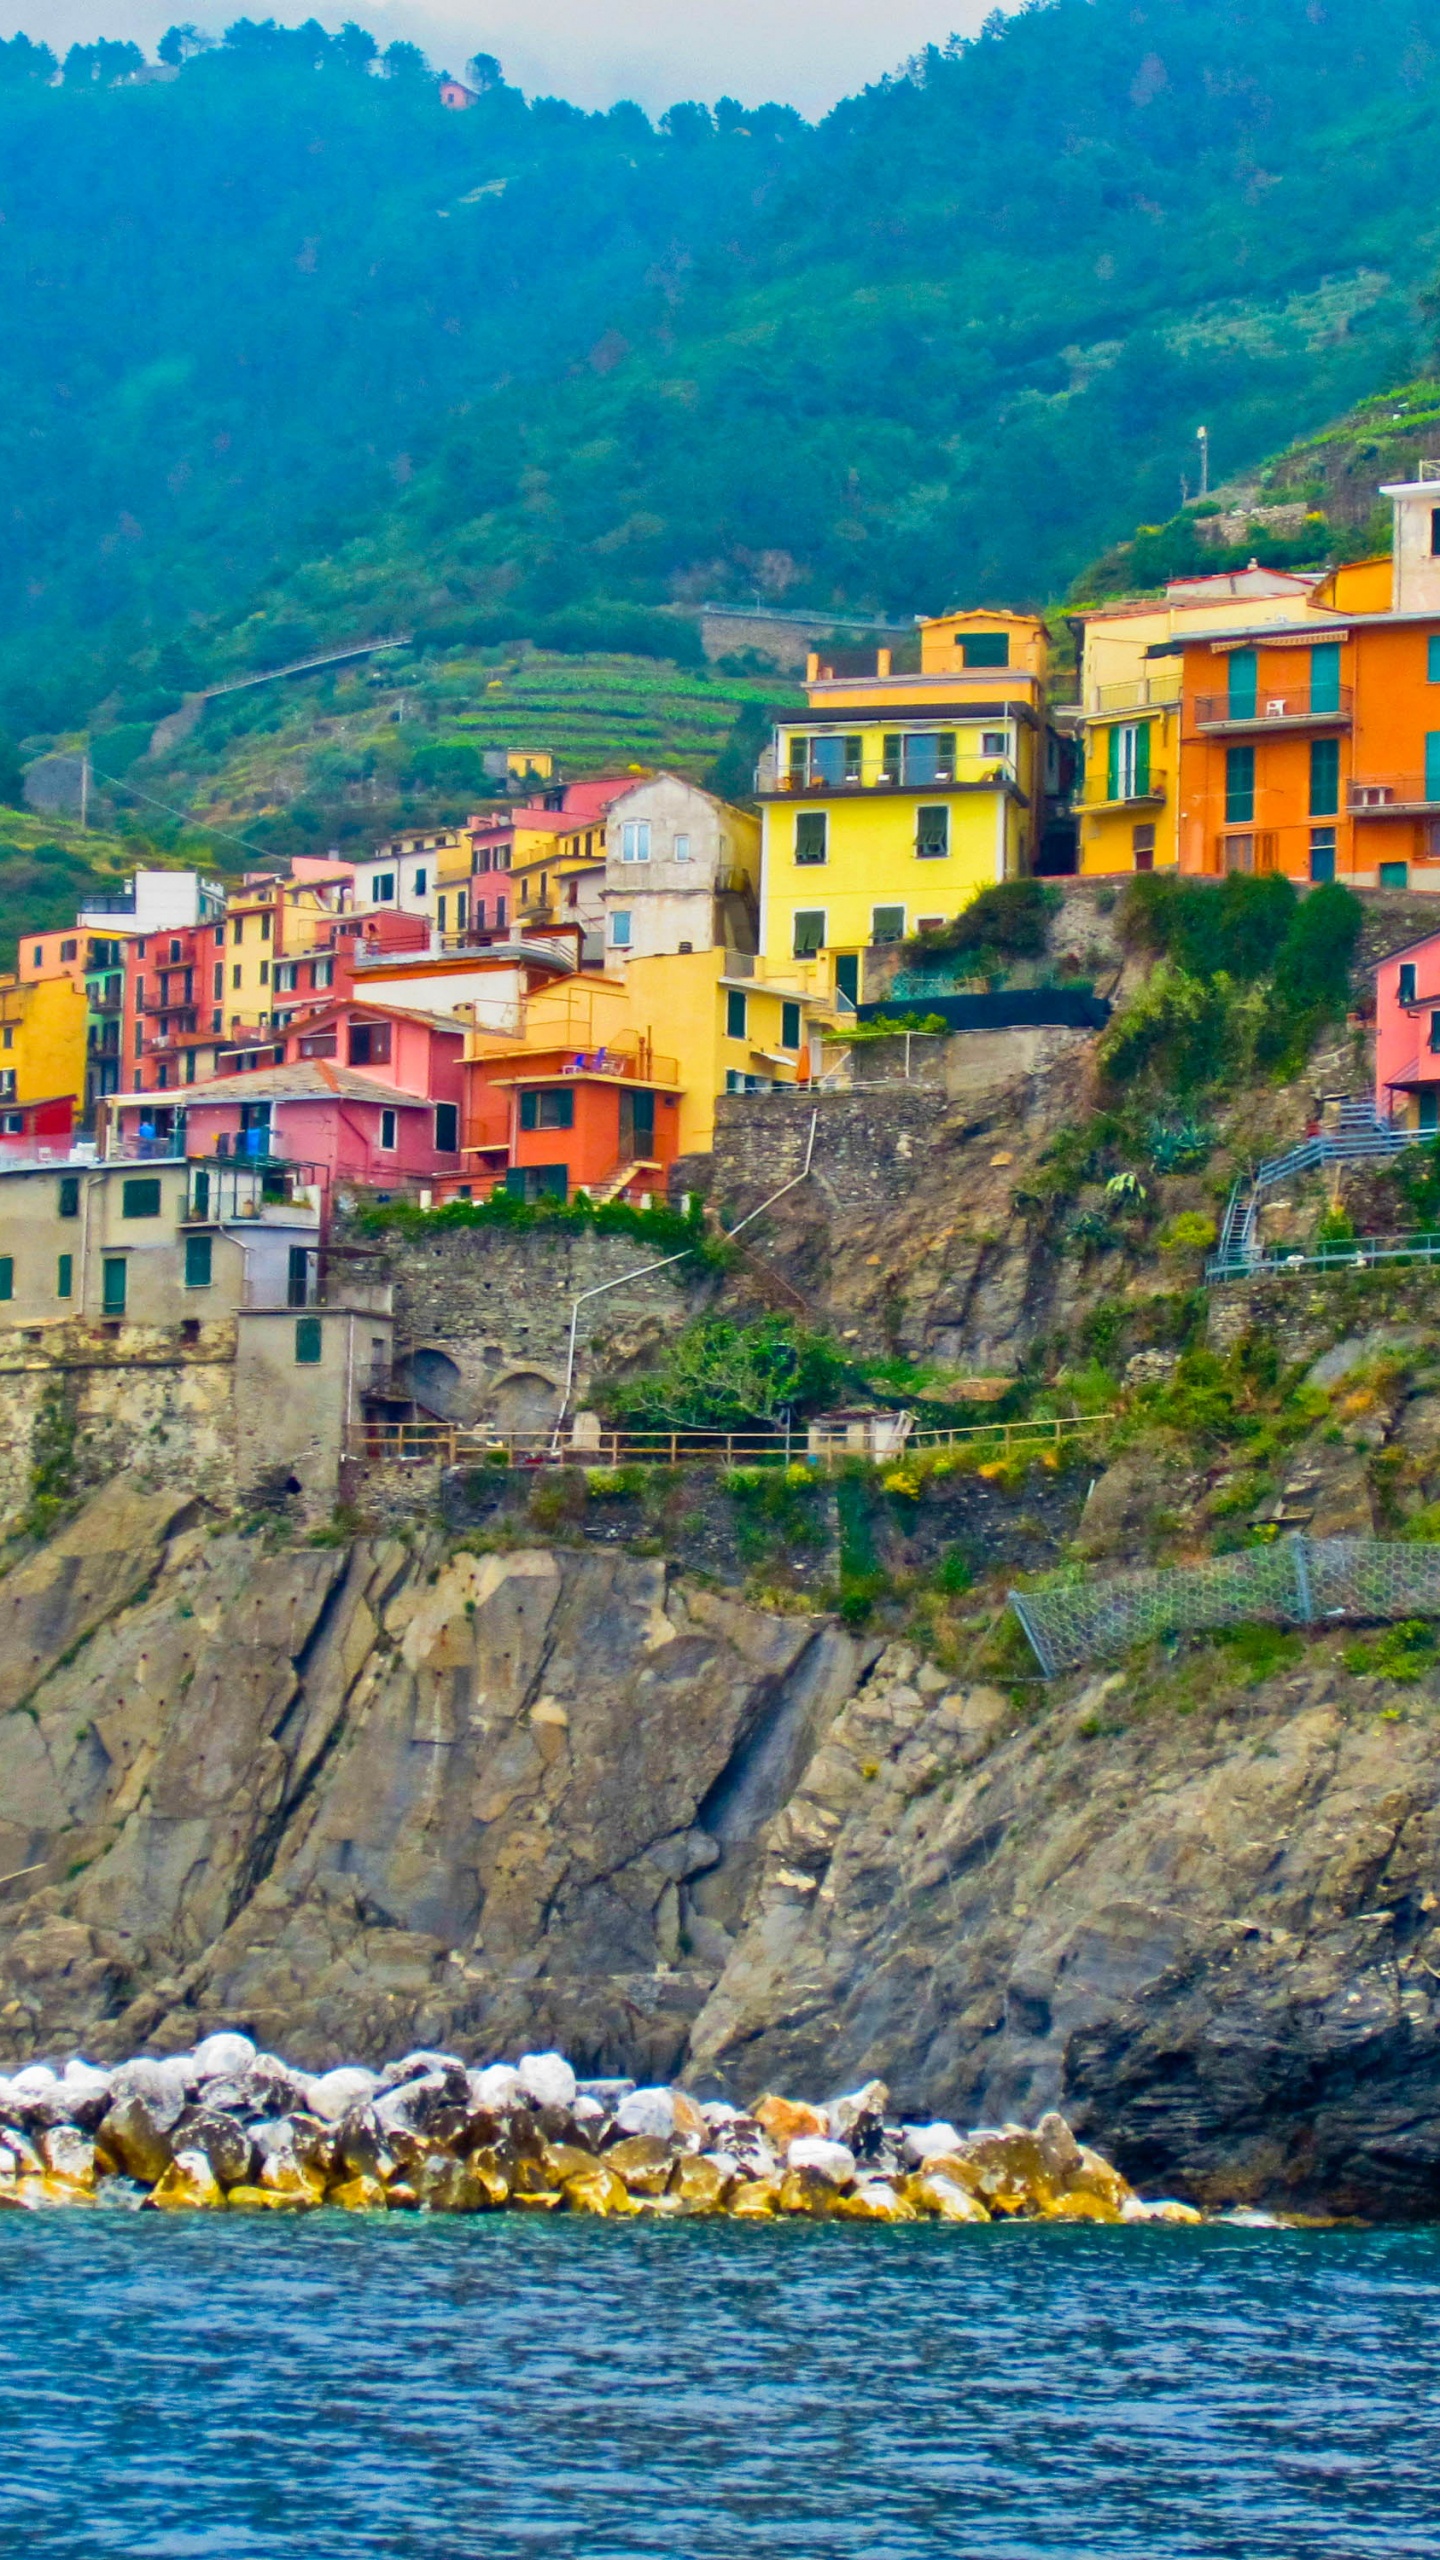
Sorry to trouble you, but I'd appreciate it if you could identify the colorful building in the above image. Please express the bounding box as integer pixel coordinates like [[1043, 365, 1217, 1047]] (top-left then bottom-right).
[[758, 611, 1051, 1005], [1374, 926, 1440, 1125], [0, 971, 88, 1133], [1169, 472, 1440, 887], [1070, 569, 1322, 876], [600, 774, 759, 964]]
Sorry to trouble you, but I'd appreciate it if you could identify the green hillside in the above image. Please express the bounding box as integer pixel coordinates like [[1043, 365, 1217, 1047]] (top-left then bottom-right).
[[6, 0, 1440, 745]]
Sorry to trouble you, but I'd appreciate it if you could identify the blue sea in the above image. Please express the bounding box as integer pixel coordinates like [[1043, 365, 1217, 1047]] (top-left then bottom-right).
[[2, 2213, 1435, 2558]]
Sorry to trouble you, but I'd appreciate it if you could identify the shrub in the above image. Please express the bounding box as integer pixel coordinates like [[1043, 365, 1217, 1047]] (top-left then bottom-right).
[[1144, 1113, 1214, 1172], [1158, 1210, 1218, 1254], [1097, 962, 1262, 1095], [903, 878, 1058, 963], [602, 1314, 850, 1431]]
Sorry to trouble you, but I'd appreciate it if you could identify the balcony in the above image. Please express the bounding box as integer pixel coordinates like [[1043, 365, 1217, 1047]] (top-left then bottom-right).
[[765, 761, 1018, 799], [1193, 687, 1353, 734], [1348, 778, 1440, 817], [1085, 676, 1182, 716], [1077, 771, 1168, 813]]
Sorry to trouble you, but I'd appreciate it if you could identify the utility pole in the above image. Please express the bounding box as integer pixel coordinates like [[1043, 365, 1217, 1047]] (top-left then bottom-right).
[[1196, 425, 1210, 499]]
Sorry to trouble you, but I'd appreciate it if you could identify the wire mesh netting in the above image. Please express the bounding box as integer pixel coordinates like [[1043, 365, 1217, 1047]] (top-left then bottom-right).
[[1009, 1538, 1440, 1676]]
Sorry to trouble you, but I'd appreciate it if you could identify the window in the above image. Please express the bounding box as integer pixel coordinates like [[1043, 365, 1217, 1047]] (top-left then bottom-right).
[[519, 1088, 575, 1131], [495, 896, 507, 928], [981, 731, 1007, 757], [0, 1107, 20, 1130], [192, 1169, 210, 1218], [1426, 733, 1440, 805], [882, 733, 902, 785], [781, 1000, 802, 1050], [435, 1102, 459, 1152], [437, 895, 448, 932], [213, 963, 223, 999], [1399, 961, 1418, 1005], [57, 1253, 72, 1300], [795, 811, 828, 865], [31, 944, 41, 966], [673, 833, 692, 862], [102, 1257, 126, 1316], [184, 1234, 212, 1290], [1423, 1091, 1440, 1131], [61, 939, 76, 962], [313, 957, 333, 990], [413, 869, 427, 895], [1382, 862, 1411, 891], [456, 892, 469, 931], [295, 1314, 322, 1364], [1432, 508, 1440, 559], [349, 1023, 391, 1066], [232, 964, 242, 991], [903, 733, 956, 786], [230, 917, 242, 945], [275, 962, 297, 993], [1309, 737, 1340, 817], [287, 1246, 311, 1308], [793, 911, 825, 958], [1310, 828, 1337, 884], [259, 961, 269, 986], [2, 1027, 12, 1052], [610, 911, 632, 948], [58, 1175, 79, 1219], [506, 1165, 569, 1204], [371, 874, 395, 903], [960, 632, 1008, 667], [0, 1255, 11, 1300], [915, 805, 949, 858], [1430, 1009, 1440, 1054], [1429, 637, 1440, 685], [379, 1108, 397, 1150], [1132, 823, 1156, 870], [260, 911, 271, 941], [788, 734, 807, 787], [1225, 746, 1255, 825], [1107, 722, 1151, 801], [122, 1177, 162, 1219], [621, 821, 651, 863], [871, 906, 905, 946], [169, 938, 182, 963], [726, 989, 747, 1040], [1227, 649, 1258, 720], [1310, 643, 1342, 716]]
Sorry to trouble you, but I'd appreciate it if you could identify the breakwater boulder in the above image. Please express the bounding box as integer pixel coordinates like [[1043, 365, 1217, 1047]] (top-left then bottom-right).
[[0, 2037, 1200, 2224]]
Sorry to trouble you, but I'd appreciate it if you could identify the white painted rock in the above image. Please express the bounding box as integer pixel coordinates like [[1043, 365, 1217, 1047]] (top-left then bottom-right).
[[826, 2079, 889, 2140], [785, 2136, 856, 2187], [55, 2061, 115, 2127], [109, 2056, 191, 2124], [517, 2052, 577, 2110], [191, 2032, 257, 2082], [902, 2122, 965, 2167], [614, 2086, 676, 2140], [306, 2067, 378, 2123], [469, 2064, 523, 2110]]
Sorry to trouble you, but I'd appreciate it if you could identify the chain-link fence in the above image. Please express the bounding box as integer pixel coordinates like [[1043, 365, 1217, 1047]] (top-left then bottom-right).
[[1009, 1537, 1440, 1676]]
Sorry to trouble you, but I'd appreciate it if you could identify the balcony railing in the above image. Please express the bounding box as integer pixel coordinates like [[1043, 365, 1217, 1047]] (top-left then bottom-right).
[[769, 761, 1018, 796], [1194, 687, 1353, 732], [1086, 676, 1183, 716], [1077, 770, 1168, 812], [1349, 778, 1440, 815]]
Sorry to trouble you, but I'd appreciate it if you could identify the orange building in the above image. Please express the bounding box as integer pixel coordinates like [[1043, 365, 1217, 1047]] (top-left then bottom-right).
[[1169, 472, 1440, 889]]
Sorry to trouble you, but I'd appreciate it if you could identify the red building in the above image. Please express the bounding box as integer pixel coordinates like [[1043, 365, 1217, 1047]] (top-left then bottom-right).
[[463, 1023, 683, 1204]]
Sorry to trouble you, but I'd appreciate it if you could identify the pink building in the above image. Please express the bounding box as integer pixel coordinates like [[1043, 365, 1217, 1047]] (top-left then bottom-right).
[[1375, 929, 1440, 1130]]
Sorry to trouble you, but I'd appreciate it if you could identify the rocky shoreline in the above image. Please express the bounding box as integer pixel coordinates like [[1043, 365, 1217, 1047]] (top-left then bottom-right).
[[0, 2033, 1215, 2224]]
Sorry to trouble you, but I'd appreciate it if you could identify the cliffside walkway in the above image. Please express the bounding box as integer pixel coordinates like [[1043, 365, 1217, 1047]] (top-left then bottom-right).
[[1207, 1102, 1424, 1282], [349, 1410, 1114, 1477]]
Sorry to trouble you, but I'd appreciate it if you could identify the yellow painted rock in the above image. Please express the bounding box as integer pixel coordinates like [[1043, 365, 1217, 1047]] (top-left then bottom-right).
[[225, 2185, 316, 2211], [954, 2132, 1058, 2216], [672, 2090, 707, 2143], [1063, 2147, 1135, 2212], [40, 2127, 97, 2188], [605, 2135, 675, 2197], [15, 2174, 97, 2208], [509, 2154, 560, 2198], [668, 2154, 732, 2213], [562, 2164, 638, 2218], [778, 2165, 840, 2218], [919, 2152, 987, 2200], [511, 2188, 564, 2210], [540, 2140, 598, 2187], [260, 2153, 327, 2203], [147, 2151, 226, 2210], [1122, 2197, 1203, 2225], [903, 2174, 991, 2223], [833, 2182, 918, 2223], [329, 2174, 389, 2211], [464, 2151, 511, 2209], [753, 2095, 828, 2148], [727, 2177, 781, 2217], [1042, 2190, 1123, 2224]]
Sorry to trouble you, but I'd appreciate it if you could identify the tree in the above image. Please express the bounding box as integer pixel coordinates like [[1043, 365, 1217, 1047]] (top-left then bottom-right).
[[0, 33, 57, 83], [62, 41, 144, 87], [383, 40, 430, 80], [157, 26, 214, 67], [0, 735, 26, 809], [465, 53, 502, 92]]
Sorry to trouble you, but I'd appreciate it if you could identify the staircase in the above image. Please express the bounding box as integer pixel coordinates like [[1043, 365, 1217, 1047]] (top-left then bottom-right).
[[588, 1160, 648, 1205], [1209, 1100, 1423, 1279]]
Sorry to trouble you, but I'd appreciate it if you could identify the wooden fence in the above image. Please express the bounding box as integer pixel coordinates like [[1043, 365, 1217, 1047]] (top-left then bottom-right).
[[347, 1411, 1116, 1475]]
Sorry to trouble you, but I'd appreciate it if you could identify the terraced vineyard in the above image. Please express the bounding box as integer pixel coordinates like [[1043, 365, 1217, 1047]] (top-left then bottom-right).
[[113, 647, 799, 861]]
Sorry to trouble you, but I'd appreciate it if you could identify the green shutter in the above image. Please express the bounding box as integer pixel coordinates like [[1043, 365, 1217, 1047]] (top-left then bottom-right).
[[1426, 735, 1440, 804], [121, 1176, 162, 1219], [1310, 643, 1341, 715], [101, 1257, 126, 1316], [1224, 747, 1255, 824], [0, 1256, 12, 1302], [184, 1234, 212, 1290], [1106, 727, 1120, 802], [782, 1001, 801, 1049], [1309, 737, 1340, 817], [1428, 637, 1440, 684], [56, 1253, 72, 1300], [1133, 722, 1151, 796], [295, 1315, 322, 1364], [726, 989, 747, 1039], [1227, 650, 1258, 718]]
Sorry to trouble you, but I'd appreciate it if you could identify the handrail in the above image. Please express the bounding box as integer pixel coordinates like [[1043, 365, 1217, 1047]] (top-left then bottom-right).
[[348, 1410, 1116, 1475], [1212, 1109, 1422, 1278]]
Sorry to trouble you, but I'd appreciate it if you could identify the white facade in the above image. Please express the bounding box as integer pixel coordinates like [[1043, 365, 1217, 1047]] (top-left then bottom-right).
[[349, 837, 461, 926], [1382, 475, 1440, 616], [601, 774, 759, 963], [78, 869, 225, 933]]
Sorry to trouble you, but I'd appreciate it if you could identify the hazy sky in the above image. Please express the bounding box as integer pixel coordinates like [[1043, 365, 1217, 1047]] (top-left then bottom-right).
[[7, 0, 1005, 114]]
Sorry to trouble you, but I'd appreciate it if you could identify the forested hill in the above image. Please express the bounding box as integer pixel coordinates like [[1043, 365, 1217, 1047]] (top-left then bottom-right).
[[8, 0, 1440, 742]]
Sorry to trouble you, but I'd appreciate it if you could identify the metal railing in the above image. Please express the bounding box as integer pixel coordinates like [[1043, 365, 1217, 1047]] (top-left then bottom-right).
[[1086, 676, 1182, 716], [349, 1409, 1114, 1475], [1209, 1103, 1423, 1278], [1348, 778, 1440, 815], [1075, 772, 1168, 812], [1194, 687, 1352, 731]]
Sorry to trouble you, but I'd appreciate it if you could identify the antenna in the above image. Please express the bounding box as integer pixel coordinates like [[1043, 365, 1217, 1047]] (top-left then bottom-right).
[[1196, 426, 1210, 498]]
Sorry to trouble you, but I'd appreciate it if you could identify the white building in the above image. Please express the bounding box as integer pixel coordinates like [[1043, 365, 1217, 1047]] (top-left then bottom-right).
[[600, 775, 761, 966]]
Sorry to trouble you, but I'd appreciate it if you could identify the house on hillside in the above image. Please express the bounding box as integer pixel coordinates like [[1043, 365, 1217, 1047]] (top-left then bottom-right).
[[1374, 926, 1440, 1127], [601, 774, 760, 963]]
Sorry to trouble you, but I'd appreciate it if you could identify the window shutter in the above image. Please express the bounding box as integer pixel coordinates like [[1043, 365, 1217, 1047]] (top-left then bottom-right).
[[1426, 735, 1440, 804], [1310, 643, 1341, 715], [1106, 727, 1120, 801], [1133, 723, 1151, 796]]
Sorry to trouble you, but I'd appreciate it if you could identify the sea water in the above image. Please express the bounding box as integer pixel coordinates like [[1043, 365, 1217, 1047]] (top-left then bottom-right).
[[2, 2214, 1436, 2558]]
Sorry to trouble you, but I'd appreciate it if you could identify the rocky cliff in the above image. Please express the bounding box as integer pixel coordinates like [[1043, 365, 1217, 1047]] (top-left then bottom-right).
[[4, 1483, 1440, 2217]]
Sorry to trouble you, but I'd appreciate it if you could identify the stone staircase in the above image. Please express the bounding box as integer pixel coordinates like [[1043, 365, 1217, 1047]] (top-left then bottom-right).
[[1209, 1100, 1423, 1279]]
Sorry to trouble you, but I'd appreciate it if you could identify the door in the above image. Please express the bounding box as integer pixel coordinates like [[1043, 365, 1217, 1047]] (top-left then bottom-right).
[[619, 1088, 656, 1159], [102, 1257, 127, 1316], [835, 953, 860, 1007]]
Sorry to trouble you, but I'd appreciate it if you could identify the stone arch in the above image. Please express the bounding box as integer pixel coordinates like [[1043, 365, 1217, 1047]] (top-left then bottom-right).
[[489, 1367, 563, 1435], [403, 1345, 467, 1421]]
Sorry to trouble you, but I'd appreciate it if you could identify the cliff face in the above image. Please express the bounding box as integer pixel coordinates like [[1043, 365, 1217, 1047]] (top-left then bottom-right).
[[4, 1486, 1440, 2216]]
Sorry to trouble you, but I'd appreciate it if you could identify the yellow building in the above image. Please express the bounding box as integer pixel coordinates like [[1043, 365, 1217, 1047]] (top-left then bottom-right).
[[1072, 569, 1324, 875], [0, 972, 89, 1118], [218, 865, 353, 1033], [759, 611, 1050, 1005]]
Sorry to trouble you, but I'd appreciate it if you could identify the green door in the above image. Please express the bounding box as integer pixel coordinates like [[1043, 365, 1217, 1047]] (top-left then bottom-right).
[[1309, 643, 1342, 716], [102, 1257, 127, 1316], [1227, 650, 1258, 719], [1425, 734, 1440, 804]]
